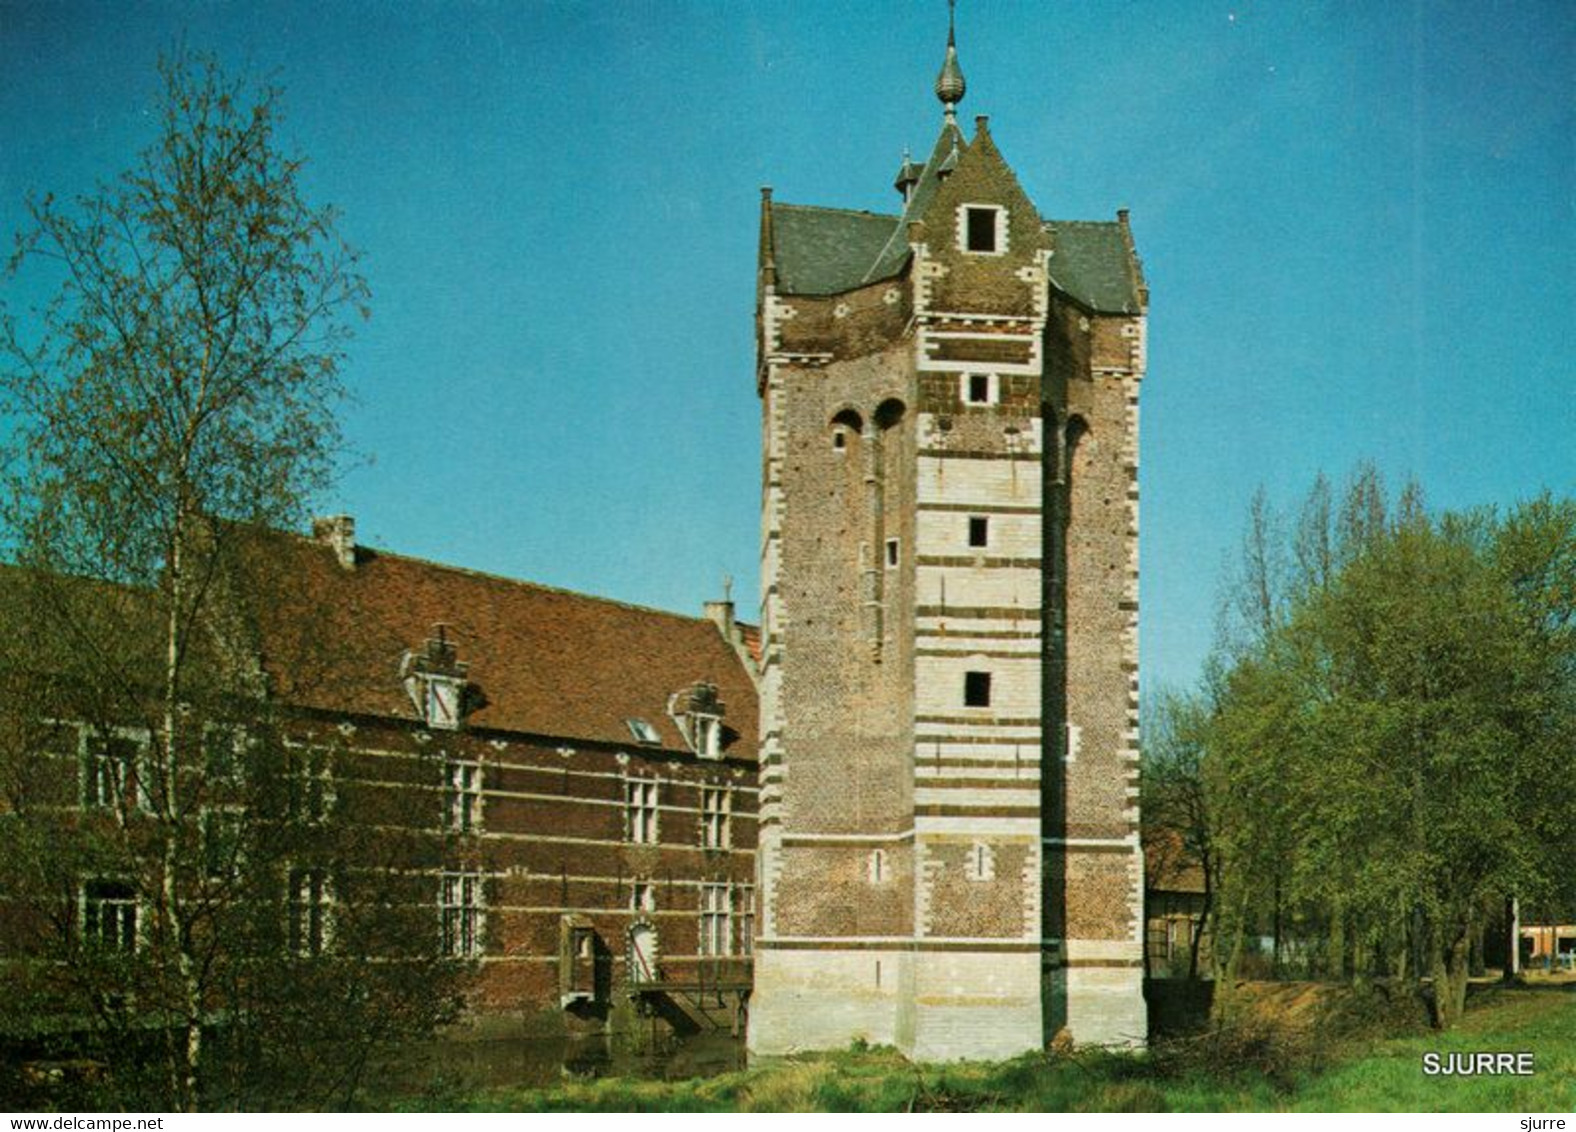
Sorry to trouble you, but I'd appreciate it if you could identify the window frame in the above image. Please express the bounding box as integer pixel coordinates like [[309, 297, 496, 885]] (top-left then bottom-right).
[[288, 866, 333, 957], [959, 203, 1007, 256], [285, 745, 335, 825], [700, 786, 731, 850], [445, 758, 483, 835], [81, 879, 140, 952], [625, 778, 660, 844], [80, 728, 150, 814], [698, 882, 731, 958], [440, 870, 485, 959]]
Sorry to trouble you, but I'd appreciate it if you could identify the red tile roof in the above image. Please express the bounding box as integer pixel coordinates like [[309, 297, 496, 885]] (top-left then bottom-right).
[[266, 535, 758, 760]]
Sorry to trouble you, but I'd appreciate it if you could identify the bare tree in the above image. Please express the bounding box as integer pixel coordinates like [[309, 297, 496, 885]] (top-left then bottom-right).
[[0, 53, 463, 1109]]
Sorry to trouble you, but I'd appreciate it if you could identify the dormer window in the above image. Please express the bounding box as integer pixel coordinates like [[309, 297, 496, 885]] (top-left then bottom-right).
[[961, 204, 1005, 254], [400, 624, 473, 732], [669, 681, 728, 760], [694, 714, 722, 760]]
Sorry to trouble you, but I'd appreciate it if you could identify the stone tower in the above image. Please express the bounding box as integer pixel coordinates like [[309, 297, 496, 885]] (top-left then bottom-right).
[[749, 19, 1148, 1060]]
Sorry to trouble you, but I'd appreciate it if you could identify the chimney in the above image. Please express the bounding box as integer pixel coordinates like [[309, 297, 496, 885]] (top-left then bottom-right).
[[312, 514, 357, 570], [703, 598, 735, 640]]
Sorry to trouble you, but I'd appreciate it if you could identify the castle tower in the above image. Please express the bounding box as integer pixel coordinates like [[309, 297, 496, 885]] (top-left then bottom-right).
[[749, 18, 1148, 1059]]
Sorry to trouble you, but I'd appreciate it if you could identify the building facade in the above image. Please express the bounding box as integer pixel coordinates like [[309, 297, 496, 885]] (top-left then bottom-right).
[[0, 518, 761, 1076], [277, 522, 764, 1053], [749, 26, 1149, 1058]]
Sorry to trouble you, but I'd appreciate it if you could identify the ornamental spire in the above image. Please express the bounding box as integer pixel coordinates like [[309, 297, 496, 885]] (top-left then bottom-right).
[[934, 0, 966, 121]]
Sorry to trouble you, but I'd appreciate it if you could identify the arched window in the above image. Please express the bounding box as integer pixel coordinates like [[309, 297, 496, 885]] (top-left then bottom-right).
[[830, 408, 863, 452], [874, 398, 906, 431]]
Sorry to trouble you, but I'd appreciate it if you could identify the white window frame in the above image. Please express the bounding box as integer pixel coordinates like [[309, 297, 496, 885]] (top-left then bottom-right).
[[958, 202, 1007, 256], [81, 879, 140, 952], [440, 871, 485, 959], [286, 745, 335, 825], [288, 866, 333, 957], [80, 727, 149, 813], [630, 879, 656, 914], [626, 778, 659, 844], [700, 786, 731, 850], [446, 759, 483, 834], [698, 882, 731, 958], [626, 718, 662, 746], [692, 714, 722, 760], [962, 371, 999, 406]]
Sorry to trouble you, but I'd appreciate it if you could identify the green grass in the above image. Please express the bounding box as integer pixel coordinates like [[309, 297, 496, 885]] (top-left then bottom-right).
[[413, 985, 1576, 1113]]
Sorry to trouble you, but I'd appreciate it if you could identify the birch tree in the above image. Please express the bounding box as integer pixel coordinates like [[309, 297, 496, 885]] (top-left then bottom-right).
[[0, 53, 462, 1109]]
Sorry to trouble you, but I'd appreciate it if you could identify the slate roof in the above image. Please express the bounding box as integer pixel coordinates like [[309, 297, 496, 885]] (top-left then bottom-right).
[[1046, 220, 1145, 314], [767, 122, 1144, 315], [769, 204, 899, 296], [270, 536, 759, 760]]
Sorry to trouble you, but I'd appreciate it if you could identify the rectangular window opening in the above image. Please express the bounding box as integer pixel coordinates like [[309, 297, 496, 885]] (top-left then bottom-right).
[[884, 538, 900, 568], [447, 760, 482, 834], [83, 880, 138, 952], [965, 206, 999, 253], [440, 871, 484, 958], [289, 867, 332, 957], [967, 373, 991, 404], [701, 786, 731, 850], [626, 779, 659, 844], [968, 516, 989, 548], [699, 882, 731, 958], [964, 670, 992, 708]]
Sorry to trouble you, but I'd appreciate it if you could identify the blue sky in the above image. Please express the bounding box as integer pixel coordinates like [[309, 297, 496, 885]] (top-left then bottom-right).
[[2, 0, 1572, 695]]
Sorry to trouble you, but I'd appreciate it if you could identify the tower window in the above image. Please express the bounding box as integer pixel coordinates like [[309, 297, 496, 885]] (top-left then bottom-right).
[[885, 538, 900, 568], [965, 373, 995, 405], [963, 205, 1004, 253], [833, 430, 847, 451], [968, 516, 989, 547], [868, 849, 887, 884], [964, 671, 992, 707], [968, 842, 996, 882]]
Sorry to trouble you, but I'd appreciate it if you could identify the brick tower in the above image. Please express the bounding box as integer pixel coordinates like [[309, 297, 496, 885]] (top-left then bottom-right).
[[748, 15, 1149, 1059]]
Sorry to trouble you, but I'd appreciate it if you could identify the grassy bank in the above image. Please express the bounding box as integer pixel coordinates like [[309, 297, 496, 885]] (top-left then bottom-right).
[[416, 984, 1575, 1112]]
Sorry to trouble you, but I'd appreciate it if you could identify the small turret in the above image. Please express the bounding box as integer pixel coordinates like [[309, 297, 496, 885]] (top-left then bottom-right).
[[893, 149, 921, 203]]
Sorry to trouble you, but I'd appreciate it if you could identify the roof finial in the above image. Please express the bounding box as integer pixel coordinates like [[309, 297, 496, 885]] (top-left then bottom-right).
[[934, 0, 966, 121]]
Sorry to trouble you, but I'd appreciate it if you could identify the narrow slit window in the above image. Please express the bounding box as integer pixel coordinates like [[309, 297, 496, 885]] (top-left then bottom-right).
[[885, 538, 899, 568], [833, 430, 847, 451], [964, 670, 992, 707], [968, 516, 989, 548]]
